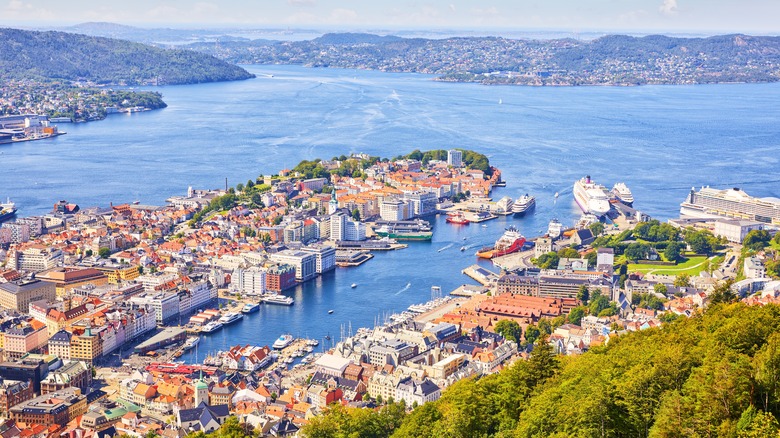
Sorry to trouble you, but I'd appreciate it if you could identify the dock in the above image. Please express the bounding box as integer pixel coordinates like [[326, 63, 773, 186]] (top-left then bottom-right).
[[449, 284, 490, 297], [462, 264, 500, 286], [335, 250, 374, 267], [134, 327, 187, 354]]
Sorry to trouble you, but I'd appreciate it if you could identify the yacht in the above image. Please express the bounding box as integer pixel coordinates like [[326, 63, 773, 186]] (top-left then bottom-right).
[[611, 182, 634, 206], [328, 310, 334, 314], [263, 294, 294, 306], [218, 312, 244, 326], [547, 219, 564, 239], [351, 283, 358, 288], [182, 337, 200, 351], [241, 302, 260, 314], [573, 176, 611, 217], [512, 194, 536, 216], [201, 321, 223, 334], [307, 339, 319, 347], [273, 334, 294, 349]]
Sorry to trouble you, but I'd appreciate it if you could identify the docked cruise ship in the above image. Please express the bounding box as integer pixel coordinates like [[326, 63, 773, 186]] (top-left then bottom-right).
[[611, 183, 634, 206], [512, 194, 536, 216], [573, 176, 611, 217], [680, 186, 780, 225]]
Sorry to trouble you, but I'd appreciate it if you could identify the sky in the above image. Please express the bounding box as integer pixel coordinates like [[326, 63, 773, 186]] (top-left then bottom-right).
[[1, 0, 779, 35]]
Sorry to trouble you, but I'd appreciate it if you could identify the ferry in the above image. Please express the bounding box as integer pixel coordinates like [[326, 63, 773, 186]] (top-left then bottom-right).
[[512, 194, 536, 216], [476, 226, 526, 259], [263, 294, 294, 306], [241, 302, 261, 314], [547, 219, 564, 239], [182, 337, 200, 351], [573, 176, 611, 217], [374, 224, 433, 241], [446, 211, 470, 225], [273, 334, 294, 349], [611, 183, 634, 206], [0, 198, 17, 224], [218, 312, 244, 326], [201, 321, 223, 334]]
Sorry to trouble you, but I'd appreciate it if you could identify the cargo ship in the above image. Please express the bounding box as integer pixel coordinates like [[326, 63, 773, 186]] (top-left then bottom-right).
[[512, 194, 536, 216], [445, 211, 470, 225], [0, 198, 17, 224], [573, 176, 611, 217], [476, 226, 526, 259]]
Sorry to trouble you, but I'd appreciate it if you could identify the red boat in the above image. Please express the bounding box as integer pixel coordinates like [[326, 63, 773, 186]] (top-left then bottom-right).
[[446, 211, 470, 225], [476, 226, 526, 259]]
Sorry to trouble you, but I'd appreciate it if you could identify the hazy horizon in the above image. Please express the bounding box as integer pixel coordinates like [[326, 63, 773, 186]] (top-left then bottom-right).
[[2, 0, 779, 37]]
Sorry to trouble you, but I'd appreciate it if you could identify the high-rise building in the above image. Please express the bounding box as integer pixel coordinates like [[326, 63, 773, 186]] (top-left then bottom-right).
[[447, 149, 463, 167]]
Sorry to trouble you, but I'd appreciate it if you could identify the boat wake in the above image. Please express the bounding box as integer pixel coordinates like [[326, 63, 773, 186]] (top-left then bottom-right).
[[438, 243, 454, 252], [395, 282, 412, 295]]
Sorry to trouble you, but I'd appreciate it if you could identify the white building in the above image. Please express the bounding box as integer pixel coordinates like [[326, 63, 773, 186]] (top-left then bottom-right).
[[137, 272, 179, 292], [7, 246, 63, 272], [1, 223, 30, 244], [403, 192, 437, 217], [231, 266, 267, 296], [395, 377, 441, 406], [379, 199, 412, 221], [713, 219, 766, 244], [129, 292, 180, 324], [300, 245, 336, 274], [744, 256, 767, 279], [447, 149, 463, 167], [329, 212, 366, 242], [269, 250, 317, 281]]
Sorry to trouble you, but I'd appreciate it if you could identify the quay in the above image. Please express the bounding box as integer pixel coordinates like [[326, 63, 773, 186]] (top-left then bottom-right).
[[335, 240, 407, 251], [462, 264, 500, 286], [449, 284, 490, 297], [336, 250, 374, 267]]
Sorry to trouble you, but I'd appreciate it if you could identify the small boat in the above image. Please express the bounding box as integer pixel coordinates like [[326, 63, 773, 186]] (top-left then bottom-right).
[[328, 310, 334, 314], [182, 337, 200, 351], [460, 246, 466, 251], [263, 294, 294, 306], [201, 321, 223, 334], [554, 192, 559, 198], [446, 211, 470, 225], [273, 334, 294, 349], [241, 302, 260, 314], [481, 224, 488, 228], [307, 339, 319, 347], [351, 283, 357, 288]]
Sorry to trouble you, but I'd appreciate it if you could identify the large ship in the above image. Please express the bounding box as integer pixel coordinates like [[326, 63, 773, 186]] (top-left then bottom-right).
[[374, 220, 433, 241], [262, 294, 294, 306], [0, 198, 17, 224], [512, 194, 536, 216], [611, 183, 634, 206], [476, 226, 526, 259], [680, 186, 780, 225], [573, 176, 611, 217]]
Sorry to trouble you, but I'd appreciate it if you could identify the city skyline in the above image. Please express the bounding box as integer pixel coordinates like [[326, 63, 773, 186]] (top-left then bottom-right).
[[2, 0, 779, 35]]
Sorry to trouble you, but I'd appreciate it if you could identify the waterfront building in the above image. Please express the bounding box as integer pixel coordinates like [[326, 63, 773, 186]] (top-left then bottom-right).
[[712, 219, 767, 243], [232, 266, 267, 296], [265, 264, 297, 292], [269, 250, 317, 281], [7, 245, 62, 272], [9, 387, 87, 426], [40, 360, 92, 394], [129, 291, 180, 324], [447, 150, 463, 167], [0, 279, 57, 312], [403, 191, 438, 217], [681, 186, 780, 225], [379, 198, 413, 221], [177, 277, 217, 315], [37, 267, 108, 297], [300, 244, 337, 274], [329, 212, 366, 241]]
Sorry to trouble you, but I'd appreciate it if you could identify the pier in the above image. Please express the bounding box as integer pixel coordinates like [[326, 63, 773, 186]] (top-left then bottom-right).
[[462, 264, 500, 286]]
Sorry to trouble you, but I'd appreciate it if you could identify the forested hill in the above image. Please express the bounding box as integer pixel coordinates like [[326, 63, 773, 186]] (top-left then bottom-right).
[[301, 303, 780, 437], [187, 32, 780, 86], [0, 27, 255, 85]]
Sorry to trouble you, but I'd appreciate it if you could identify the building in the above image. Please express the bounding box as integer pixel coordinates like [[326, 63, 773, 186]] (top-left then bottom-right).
[[265, 264, 297, 292], [713, 219, 767, 243], [0, 279, 57, 312], [368, 340, 418, 367], [329, 212, 366, 242], [496, 274, 540, 296], [300, 178, 327, 192], [9, 387, 87, 426], [48, 330, 73, 361], [129, 291, 180, 324], [681, 186, 780, 225], [269, 250, 317, 282], [0, 378, 34, 418], [7, 246, 62, 272], [232, 266, 266, 296], [300, 244, 337, 274], [403, 192, 437, 217], [1, 223, 30, 244], [37, 267, 108, 297], [177, 403, 230, 433], [4, 324, 49, 360], [40, 360, 92, 394], [0, 359, 49, 394], [395, 377, 441, 406], [70, 327, 102, 365], [314, 354, 351, 377], [744, 257, 767, 279], [379, 199, 413, 221], [447, 149, 463, 167]]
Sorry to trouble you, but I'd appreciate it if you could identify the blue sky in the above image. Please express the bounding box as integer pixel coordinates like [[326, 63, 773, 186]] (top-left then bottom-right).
[[2, 0, 778, 34]]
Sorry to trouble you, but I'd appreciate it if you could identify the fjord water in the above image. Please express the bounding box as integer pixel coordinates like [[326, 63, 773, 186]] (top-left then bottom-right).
[[2, 65, 779, 360]]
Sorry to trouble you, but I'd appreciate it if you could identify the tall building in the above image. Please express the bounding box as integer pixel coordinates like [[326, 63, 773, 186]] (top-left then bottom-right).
[[269, 250, 317, 282], [300, 245, 336, 274], [329, 212, 366, 242], [7, 246, 63, 272], [447, 149, 463, 167], [231, 266, 266, 296]]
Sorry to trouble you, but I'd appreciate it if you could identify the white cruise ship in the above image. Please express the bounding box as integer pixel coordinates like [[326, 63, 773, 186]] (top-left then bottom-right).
[[512, 194, 536, 216], [573, 176, 611, 217], [680, 186, 780, 225], [611, 183, 634, 206], [547, 219, 563, 239]]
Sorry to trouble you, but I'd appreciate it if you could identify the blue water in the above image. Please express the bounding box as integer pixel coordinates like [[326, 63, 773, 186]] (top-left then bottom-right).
[[2, 65, 779, 361]]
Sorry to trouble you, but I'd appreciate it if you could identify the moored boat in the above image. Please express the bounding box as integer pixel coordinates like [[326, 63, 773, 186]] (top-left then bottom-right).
[[446, 211, 470, 225], [273, 334, 294, 349], [201, 321, 223, 334], [241, 302, 260, 314], [476, 226, 526, 259], [218, 312, 243, 325], [547, 219, 563, 239], [611, 182, 634, 206], [573, 176, 611, 217], [182, 337, 200, 351], [512, 194, 536, 216], [263, 294, 294, 306], [0, 198, 17, 224]]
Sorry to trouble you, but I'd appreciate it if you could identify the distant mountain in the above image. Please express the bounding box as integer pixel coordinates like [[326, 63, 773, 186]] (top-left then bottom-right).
[[0, 27, 255, 85], [313, 32, 404, 45]]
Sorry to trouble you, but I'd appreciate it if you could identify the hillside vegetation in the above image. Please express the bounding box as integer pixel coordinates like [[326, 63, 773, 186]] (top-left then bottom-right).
[[301, 303, 780, 437], [0, 27, 254, 85]]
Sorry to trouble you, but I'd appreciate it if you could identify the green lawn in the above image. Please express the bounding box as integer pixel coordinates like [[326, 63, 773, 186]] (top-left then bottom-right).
[[627, 255, 710, 276]]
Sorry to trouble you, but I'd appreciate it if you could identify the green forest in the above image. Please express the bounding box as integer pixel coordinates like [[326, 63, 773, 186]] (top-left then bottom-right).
[[297, 303, 780, 437], [0, 28, 254, 85]]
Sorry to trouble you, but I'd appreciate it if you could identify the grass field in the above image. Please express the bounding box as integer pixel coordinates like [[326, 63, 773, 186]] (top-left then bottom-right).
[[627, 255, 710, 276]]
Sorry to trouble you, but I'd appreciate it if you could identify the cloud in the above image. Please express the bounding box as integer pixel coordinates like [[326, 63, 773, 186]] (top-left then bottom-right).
[[449, 4, 456, 13], [659, 0, 678, 16], [330, 8, 358, 22], [288, 0, 316, 6], [3, 0, 56, 20]]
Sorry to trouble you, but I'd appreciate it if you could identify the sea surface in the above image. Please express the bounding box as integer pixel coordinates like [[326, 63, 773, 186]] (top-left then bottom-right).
[[2, 65, 779, 361]]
